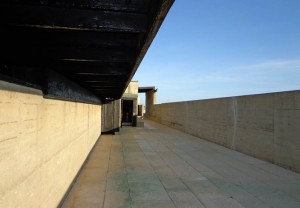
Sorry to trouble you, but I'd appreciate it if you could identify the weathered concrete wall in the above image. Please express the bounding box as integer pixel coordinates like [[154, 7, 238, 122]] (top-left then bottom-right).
[[101, 99, 121, 133], [124, 81, 138, 95], [0, 81, 101, 207], [148, 91, 300, 173], [123, 81, 139, 117]]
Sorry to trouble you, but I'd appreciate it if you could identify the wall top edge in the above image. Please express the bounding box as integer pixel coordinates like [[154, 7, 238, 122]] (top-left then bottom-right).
[[0, 80, 43, 96], [160, 90, 300, 105]]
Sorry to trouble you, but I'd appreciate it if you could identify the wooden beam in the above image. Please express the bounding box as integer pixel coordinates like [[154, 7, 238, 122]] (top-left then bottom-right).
[[87, 83, 124, 87], [2, 3, 147, 32], [72, 75, 128, 83], [56, 67, 130, 76], [4, 0, 151, 13], [3, 46, 137, 63], [4, 27, 140, 49]]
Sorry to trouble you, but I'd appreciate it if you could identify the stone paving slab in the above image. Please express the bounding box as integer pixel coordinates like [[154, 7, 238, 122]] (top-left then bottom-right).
[[62, 120, 300, 208]]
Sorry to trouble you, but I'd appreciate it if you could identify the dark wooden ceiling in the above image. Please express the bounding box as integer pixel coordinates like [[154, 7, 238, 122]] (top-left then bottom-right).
[[1, 0, 174, 104]]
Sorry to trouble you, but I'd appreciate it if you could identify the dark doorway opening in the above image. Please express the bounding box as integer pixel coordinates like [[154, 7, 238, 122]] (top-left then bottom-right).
[[122, 99, 133, 125]]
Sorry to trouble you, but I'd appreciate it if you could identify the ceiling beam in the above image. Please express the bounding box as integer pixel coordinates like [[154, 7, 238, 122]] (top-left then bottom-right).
[[4, 0, 151, 13], [4, 27, 140, 49], [74, 75, 128, 83], [3, 46, 137, 63], [2, 3, 148, 32]]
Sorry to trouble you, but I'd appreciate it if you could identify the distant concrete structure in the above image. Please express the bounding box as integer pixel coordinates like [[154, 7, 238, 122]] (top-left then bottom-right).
[[101, 81, 142, 133], [122, 81, 139, 126], [138, 86, 157, 117]]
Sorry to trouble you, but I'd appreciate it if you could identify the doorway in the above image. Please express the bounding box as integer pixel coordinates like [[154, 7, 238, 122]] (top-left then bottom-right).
[[122, 99, 133, 125]]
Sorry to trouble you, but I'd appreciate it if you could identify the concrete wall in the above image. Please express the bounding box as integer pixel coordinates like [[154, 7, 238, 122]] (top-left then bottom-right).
[[124, 81, 138, 95], [123, 81, 139, 117], [148, 91, 300, 173], [101, 99, 121, 133], [0, 81, 101, 207]]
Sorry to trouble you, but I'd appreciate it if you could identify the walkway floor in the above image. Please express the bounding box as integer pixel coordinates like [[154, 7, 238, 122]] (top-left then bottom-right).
[[62, 120, 300, 208]]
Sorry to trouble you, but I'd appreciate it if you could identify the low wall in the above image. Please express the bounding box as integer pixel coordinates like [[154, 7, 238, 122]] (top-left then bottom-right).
[[148, 90, 300, 172], [0, 81, 101, 207]]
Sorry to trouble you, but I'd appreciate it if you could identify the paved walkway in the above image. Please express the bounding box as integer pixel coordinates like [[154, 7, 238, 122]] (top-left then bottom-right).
[[62, 120, 300, 208]]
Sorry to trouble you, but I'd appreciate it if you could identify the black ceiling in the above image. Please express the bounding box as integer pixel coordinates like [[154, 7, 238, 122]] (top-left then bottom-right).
[[1, 0, 174, 104]]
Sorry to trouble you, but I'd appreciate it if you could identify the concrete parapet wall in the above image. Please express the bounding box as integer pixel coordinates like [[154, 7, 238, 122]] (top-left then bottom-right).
[[148, 90, 300, 172], [0, 81, 101, 207]]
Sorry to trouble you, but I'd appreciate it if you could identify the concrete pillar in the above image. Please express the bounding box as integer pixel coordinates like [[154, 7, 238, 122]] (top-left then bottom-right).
[[145, 89, 156, 117]]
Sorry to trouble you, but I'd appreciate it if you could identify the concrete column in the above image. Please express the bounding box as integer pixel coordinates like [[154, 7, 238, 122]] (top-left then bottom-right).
[[145, 89, 156, 117]]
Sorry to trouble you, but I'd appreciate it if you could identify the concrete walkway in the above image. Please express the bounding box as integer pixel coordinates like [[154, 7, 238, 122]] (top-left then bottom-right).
[[62, 120, 300, 208]]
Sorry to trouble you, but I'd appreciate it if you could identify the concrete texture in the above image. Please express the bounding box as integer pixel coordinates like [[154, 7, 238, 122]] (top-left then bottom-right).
[[145, 89, 156, 117], [0, 81, 101, 208], [123, 81, 139, 118], [62, 120, 300, 208], [101, 100, 121, 133], [147, 91, 300, 173], [101, 81, 140, 133], [124, 81, 138, 95]]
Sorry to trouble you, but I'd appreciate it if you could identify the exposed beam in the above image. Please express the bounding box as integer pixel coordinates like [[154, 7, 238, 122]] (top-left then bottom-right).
[[2, 3, 148, 32], [3, 60, 131, 70], [73, 75, 128, 83], [54, 61, 131, 76], [4, 0, 151, 13], [3, 46, 137, 63], [94, 89, 121, 92], [4, 27, 140, 49], [63, 70, 128, 76], [88, 83, 122, 87], [83, 81, 124, 84]]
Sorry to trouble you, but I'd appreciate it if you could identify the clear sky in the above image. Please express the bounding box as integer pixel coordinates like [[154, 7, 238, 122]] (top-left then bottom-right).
[[133, 0, 300, 104]]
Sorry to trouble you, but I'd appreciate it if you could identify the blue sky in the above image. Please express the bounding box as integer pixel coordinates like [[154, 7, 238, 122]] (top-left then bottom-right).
[[133, 0, 300, 104]]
